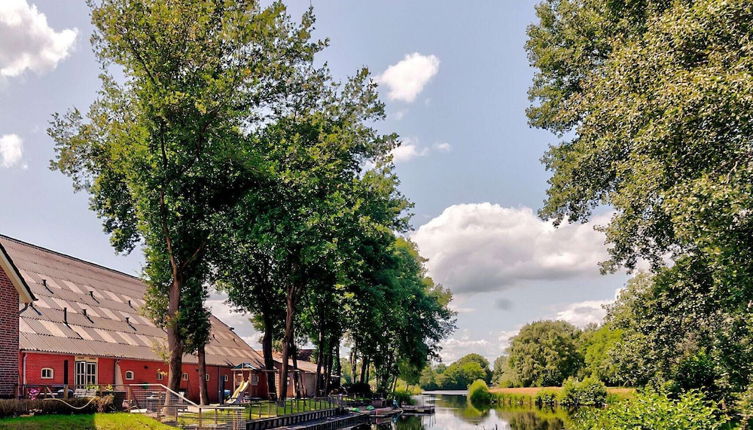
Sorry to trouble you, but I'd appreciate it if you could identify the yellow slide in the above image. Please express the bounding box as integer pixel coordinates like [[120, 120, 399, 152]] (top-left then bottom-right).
[[229, 380, 249, 404]]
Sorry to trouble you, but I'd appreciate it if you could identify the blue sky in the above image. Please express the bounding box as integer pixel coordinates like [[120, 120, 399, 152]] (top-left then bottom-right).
[[0, 0, 628, 362]]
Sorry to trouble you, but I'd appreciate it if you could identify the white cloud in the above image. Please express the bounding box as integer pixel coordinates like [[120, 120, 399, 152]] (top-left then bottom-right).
[[391, 139, 429, 163], [391, 138, 451, 163], [554, 299, 610, 327], [0, 0, 77, 78], [0, 134, 23, 167], [440, 329, 519, 363], [433, 142, 452, 152], [377, 53, 439, 102], [412, 203, 611, 295]]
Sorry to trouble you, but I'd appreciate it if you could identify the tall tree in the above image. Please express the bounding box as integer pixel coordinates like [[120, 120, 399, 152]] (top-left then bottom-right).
[[49, 0, 322, 392], [527, 0, 753, 398], [506, 320, 583, 387]]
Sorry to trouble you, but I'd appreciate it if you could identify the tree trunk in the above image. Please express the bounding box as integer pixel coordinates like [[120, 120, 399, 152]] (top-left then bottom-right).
[[278, 283, 297, 401], [360, 357, 368, 385], [167, 275, 184, 394], [324, 341, 333, 394], [198, 344, 208, 405], [350, 347, 358, 384], [291, 342, 302, 398], [262, 312, 276, 399], [315, 329, 324, 395], [333, 340, 341, 389]]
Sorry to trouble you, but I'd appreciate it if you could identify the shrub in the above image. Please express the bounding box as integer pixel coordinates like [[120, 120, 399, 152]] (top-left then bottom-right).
[[560, 376, 607, 407], [575, 389, 729, 430], [389, 389, 415, 406], [0, 396, 114, 418], [535, 389, 559, 407], [737, 386, 753, 429], [468, 380, 492, 405]]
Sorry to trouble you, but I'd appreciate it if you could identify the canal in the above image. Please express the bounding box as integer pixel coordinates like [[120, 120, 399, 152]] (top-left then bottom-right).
[[366, 391, 575, 430]]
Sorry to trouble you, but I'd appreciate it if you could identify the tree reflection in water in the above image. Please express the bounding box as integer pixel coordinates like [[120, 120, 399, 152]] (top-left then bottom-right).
[[364, 393, 572, 430]]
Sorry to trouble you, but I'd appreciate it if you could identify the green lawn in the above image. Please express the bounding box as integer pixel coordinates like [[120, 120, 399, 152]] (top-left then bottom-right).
[[246, 398, 336, 420], [0, 413, 173, 430]]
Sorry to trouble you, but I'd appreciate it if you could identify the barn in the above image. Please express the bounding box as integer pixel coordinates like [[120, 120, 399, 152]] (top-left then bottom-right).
[[0, 234, 313, 403]]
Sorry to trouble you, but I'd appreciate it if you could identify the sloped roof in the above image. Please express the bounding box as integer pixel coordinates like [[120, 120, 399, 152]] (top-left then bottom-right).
[[0, 235, 264, 368]]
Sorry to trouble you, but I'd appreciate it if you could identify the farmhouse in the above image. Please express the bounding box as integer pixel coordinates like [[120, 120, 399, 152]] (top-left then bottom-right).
[[0, 234, 313, 403]]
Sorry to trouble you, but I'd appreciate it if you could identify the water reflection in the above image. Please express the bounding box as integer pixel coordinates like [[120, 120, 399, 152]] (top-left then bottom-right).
[[363, 392, 574, 430]]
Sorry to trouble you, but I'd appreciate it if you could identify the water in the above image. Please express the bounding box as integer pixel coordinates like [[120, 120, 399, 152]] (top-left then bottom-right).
[[365, 391, 575, 430]]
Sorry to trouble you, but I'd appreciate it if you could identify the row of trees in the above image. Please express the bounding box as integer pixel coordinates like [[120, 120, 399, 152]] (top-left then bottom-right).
[[49, 0, 454, 403], [419, 354, 492, 391], [523, 0, 753, 406]]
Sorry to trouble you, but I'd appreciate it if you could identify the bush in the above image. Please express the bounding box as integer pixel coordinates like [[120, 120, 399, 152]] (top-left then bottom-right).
[[535, 389, 559, 407], [560, 376, 607, 407], [389, 389, 415, 406], [0, 396, 114, 418], [575, 389, 729, 430], [737, 386, 753, 429], [468, 380, 492, 405]]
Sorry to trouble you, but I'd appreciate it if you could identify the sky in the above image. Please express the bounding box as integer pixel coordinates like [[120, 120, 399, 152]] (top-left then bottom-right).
[[0, 0, 630, 364]]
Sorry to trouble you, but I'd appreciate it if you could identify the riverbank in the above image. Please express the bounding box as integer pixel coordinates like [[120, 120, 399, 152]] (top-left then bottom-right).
[[489, 386, 636, 407]]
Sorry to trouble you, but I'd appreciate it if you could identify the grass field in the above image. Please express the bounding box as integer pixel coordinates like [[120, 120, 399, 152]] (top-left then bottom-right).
[[490, 386, 636, 399], [0, 413, 173, 430]]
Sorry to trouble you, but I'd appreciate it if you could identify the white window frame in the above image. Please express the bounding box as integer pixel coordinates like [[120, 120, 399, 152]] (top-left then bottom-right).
[[223, 375, 228, 382], [157, 372, 164, 381], [124, 370, 134, 381], [75, 360, 97, 387], [182, 373, 189, 381], [251, 374, 259, 386], [41, 368, 54, 379], [205, 374, 210, 381]]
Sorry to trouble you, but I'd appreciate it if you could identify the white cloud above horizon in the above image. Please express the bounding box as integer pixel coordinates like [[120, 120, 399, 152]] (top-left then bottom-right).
[[412, 203, 611, 295], [0, 0, 77, 78], [439, 329, 519, 363], [0, 134, 23, 168], [391, 138, 451, 163], [377, 52, 439, 103]]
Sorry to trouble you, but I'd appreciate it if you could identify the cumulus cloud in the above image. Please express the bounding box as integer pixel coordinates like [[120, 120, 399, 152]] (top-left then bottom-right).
[[391, 138, 451, 163], [412, 203, 610, 295], [0, 134, 23, 167], [440, 329, 519, 362], [0, 0, 77, 78], [554, 299, 610, 327], [391, 139, 429, 163], [377, 53, 439, 102]]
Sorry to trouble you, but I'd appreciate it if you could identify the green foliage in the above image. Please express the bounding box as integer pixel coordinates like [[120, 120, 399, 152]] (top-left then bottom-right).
[[506, 320, 583, 387], [528, 0, 753, 402], [467, 380, 492, 406], [534, 389, 559, 407], [419, 353, 492, 390], [389, 389, 416, 406], [0, 396, 114, 418], [737, 385, 753, 429], [559, 376, 607, 407], [575, 389, 729, 430], [578, 325, 624, 386]]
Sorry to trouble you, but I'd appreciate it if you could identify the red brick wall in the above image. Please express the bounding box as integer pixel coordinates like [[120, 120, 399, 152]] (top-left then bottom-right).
[[22, 353, 74, 386], [0, 268, 19, 397], [21, 353, 254, 403]]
